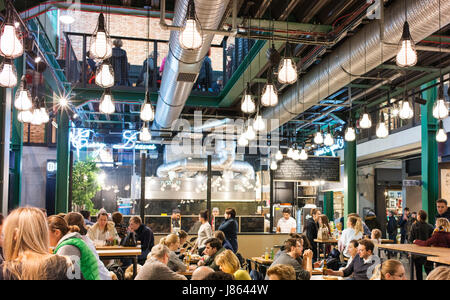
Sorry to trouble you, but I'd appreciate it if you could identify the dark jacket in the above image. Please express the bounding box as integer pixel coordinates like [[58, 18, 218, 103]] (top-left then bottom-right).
[[408, 221, 434, 243], [115, 223, 128, 240], [204, 247, 225, 271], [222, 239, 234, 252], [135, 224, 154, 264], [304, 217, 318, 248], [364, 216, 381, 231], [0, 247, 3, 264], [137, 57, 155, 87], [414, 231, 450, 248], [398, 214, 410, 235], [218, 218, 238, 253], [406, 217, 417, 237], [342, 255, 378, 280], [387, 216, 398, 234], [111, 47, 129, 86], [436, 210, 450, 222]]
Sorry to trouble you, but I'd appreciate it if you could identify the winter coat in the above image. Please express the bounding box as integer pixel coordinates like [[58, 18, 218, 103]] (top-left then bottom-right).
[[408, 221, 434, 244], [414, 230, 450, 248], [87, 221, 119, 243], [364, 216, 381, 231], [218, 218, 238, 253]]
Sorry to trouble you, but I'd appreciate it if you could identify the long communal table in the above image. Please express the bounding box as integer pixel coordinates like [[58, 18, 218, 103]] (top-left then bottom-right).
[[97, 247, 142, 279], [377, 244, 450, 280], [427, 256, 450, 265]]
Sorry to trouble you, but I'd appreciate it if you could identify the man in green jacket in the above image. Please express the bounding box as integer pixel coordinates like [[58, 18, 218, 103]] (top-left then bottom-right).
[[198, 238, 225, 271]]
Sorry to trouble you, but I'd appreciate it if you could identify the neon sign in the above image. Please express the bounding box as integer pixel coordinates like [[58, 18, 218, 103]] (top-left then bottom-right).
[[70, 128, 157, 155], [314, 137, 344, 157]]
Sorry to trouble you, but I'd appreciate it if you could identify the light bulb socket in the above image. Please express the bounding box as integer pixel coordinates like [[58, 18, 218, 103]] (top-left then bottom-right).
[[187, 0, 196, 20], [97, 13, 106, 32], [401, 21, 412, 41]]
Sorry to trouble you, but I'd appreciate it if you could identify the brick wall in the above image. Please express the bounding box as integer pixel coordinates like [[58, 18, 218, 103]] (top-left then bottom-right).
[[60, 10, 223, 70], [23, 123, 46, 144]]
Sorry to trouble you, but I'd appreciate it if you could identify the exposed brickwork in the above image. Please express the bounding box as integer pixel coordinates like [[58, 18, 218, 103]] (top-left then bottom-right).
[[60, 10, 223, 71], [23, 123, 46, 144]]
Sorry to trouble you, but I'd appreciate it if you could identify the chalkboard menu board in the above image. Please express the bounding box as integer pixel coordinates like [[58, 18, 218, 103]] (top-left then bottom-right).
[[273, 156, 340, 182], [240, 216, 264, 233]]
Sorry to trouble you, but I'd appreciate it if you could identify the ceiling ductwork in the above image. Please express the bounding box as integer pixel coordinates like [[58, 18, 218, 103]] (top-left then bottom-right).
[[153, 0, 231, 133], [263, 0, 450, 131], [157, 139, 255, 180]]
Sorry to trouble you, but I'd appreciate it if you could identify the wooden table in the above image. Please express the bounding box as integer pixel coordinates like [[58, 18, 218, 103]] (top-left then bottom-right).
[[95, 246, 141, 251], [377, 244, 450, 280], [97, 249, 142, 279], [314, 239, 338, 259], [249, 257, 273, 277], [311, 275, 343, 280], [427, 256, 450, 265], [381, 239, 394, 244]]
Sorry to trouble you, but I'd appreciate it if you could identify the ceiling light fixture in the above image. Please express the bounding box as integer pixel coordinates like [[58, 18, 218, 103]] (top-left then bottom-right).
[[0, 3, 24, 59], [14, 76, 32, 111], [261, 67, 278, 106], [179, 0, 203, 50], [376, 112, 389, 139], [89, 13, 112, 60], [99, 89, 115, 114], [95, 60, 114, 88], [0, 58, 17, 88], [436, 120, 447, 143], [241, 83, 256, 114], [399, 99, 414, 120], [140, 92, 154, 122], [277, 43, 297, 85]]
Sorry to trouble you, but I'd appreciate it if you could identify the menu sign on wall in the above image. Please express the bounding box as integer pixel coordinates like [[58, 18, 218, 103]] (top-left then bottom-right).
[[441, 169, 450, 202], [273, 156, 340, 182]]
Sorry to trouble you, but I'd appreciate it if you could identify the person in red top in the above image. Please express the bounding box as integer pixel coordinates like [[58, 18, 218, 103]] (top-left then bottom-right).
[[414, 218, 450, 248]]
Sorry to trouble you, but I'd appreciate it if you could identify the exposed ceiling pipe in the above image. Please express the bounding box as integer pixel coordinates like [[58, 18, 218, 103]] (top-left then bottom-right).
[[152, 0, 231, 134], [263, 0, 450, 132]]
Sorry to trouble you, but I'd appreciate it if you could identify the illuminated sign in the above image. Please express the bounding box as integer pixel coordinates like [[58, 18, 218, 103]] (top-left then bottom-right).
[[70, 128, 156, 155], [314, 137, 344, 157], [47, 160, 57, 173]]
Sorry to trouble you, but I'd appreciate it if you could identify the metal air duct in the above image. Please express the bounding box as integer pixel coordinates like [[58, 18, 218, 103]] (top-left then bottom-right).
[[263, 0, 450, 131]]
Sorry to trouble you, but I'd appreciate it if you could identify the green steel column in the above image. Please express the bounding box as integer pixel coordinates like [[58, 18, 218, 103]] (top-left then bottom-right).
[[10, 57, 24, 209], [55, 110, 70, 213], [344, 140, 357, 228], [323, 191, 334, 221], [421, 81, 439, 225]]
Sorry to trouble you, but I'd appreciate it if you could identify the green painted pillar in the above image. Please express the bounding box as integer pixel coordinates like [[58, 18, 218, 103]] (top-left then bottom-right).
[[10, 57, 24, 209], [324, 191, 334, 221], [55, 110, 70, 213], [344, 140, 357, 228], [421, 80, 439, 225]]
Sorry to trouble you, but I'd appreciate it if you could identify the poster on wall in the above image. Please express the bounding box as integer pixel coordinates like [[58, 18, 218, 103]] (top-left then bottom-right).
[[441, 169, 450, 201]]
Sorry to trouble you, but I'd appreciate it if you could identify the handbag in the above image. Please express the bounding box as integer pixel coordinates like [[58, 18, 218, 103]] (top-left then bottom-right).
[[317, 226, 331, 240], [121, 231, 137, 247]]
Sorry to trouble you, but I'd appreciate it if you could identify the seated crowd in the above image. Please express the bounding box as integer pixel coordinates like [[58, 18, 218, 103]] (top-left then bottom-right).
[[0, 204, 449, 280]]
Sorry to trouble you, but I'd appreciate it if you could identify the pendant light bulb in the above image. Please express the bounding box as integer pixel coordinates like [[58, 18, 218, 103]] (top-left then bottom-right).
[[140, 94, 154, 122], [436, 121, 447, 143], [95, 62, 114, 88], [244, 125, 256, 141], [0, 16, 24, 59], [18, 110, 32, 123], [31, 107, 42, 126], [432, 87, 448, 120], [90, 13, 112, 60], [275, 150, 283, 161], [360, 113, 372, 129], [261, 75, 278, 107], [391, 104, 400, 117], [14, 77, 32, 111], [396, 22, 417, 68], [99, 90, 115, 114], [253, 115, 266, 132], [376, 114, 389, 139], [270, 160, 278, 171], [324, 132, 334, 147], [139, 124, 152, 142], [40, 107, 50, 123], [179, 1, 202, 50], [241, 85, 255, 114], [344, 126, 356, 142], [292, 149, 300, 161], [287, 147, 294, 158], [0, 59, 17, 88], [277, 43, 297, 84], [314, 131, 324, 145], [399, 100, 414, 120], [238, 134, 248, 147], [299, 148, 308, 161]]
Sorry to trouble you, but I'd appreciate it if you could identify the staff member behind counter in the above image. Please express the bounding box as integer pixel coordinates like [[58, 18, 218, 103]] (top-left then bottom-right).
[[277, 208, 297, 234]]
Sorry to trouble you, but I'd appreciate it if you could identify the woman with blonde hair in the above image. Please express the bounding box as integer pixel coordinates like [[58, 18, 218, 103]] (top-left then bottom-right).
[[370, 259, 406, 280], [159, 233, 187, 272], [427, 266, 450, 280], [214, 249, 251, 280], [48, 215, 100, 280], [414, 218, 450, 248], [338, 216, 364, 258], [0, 207, 72, 280]]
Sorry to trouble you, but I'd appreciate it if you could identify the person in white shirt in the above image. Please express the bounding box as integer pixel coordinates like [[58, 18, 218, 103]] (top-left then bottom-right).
[[194, 209, 213, 255], [338, 216, 364, 257], [277, 208, 297, 234]]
